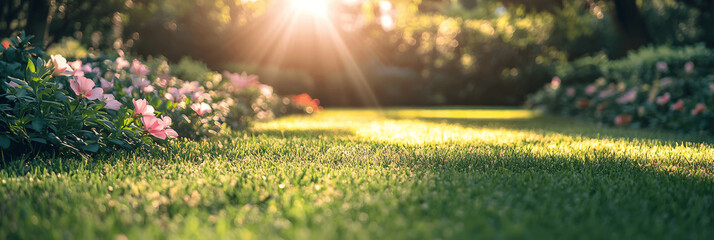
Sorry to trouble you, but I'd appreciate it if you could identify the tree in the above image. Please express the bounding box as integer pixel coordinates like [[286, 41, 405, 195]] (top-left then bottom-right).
[[609, 0, 651, 53], [25, 0, 52, 47], [497, 0, 652, 54]]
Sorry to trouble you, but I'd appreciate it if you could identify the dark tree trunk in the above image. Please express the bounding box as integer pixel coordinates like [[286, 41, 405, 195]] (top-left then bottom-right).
[[25, 0, 51, 47], [459, 0, 477, 9], [611, 0, 652, 54]]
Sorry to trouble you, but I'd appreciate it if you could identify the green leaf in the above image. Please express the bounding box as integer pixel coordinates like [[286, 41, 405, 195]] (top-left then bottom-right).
[[26, 58, 36, 74], [0, 104, 11, 111], [8, 77, 33, 91], [54, 92, 69, 101], [42, 100, 63, 107], [108, 138, 126, 147], [96, 119, 115, 130], [30, 119, 45, 132], [141, 136, 153, 144], [81, 144, 99, 152], [0, 136, 11, 149], [35, 58, 46, 73], [122, 129, 136, 137], [47, 133, 61, 144]]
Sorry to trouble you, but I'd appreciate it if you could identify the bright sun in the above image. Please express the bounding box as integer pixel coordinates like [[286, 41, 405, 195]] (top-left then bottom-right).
[[290, 0, 329, 16]]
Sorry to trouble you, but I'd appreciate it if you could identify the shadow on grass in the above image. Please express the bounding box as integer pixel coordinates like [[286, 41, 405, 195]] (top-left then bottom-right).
[[364, 142, 714, 239]]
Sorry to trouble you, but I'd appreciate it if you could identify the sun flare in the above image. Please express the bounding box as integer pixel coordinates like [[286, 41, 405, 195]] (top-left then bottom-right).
[[290, 0, 329, 16]]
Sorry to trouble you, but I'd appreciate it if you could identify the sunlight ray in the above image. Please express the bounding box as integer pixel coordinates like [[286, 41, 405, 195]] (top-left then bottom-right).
[[321, 19, 382, 107], [245, 9, 301, 65]]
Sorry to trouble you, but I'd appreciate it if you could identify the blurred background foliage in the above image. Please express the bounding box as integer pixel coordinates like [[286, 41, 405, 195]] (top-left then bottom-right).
[[2, 0, 714, 106]]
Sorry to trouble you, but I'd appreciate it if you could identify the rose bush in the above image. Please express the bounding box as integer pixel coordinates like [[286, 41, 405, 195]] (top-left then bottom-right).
[[0, 33, 321, 156], [528, 45, 714, 134]]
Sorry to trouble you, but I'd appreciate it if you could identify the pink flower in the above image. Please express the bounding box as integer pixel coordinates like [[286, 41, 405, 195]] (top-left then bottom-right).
[[585, 85, 597, 95], [142, 85, 155, 93], [70, 76, 103, 100], [180, 81, 201, 93], [115, 57, 130, 70], [68, 60, 82, 72], [223, 71, 259, 88], [671, 99, 685, 111], [131, 76, 150, 88], [184, 91, 207, 102], [191, 102, 212, 116], [550, 76, 561, 90], [656, 61, 668, 72], [72, 70, 85, 77], [165, 87, 186, 103], [656, 92, 670, 105], [691, 103, 707, 116], [80, 64, 100, 75], [614, 114, 632, 126], [177, 82, 208, 102], [598, 87, 615, 98], [141, 116, 178, 140], [616, 88, 638, 104], [100, 77, 114, 91], [132, 99, 155, 117], [684, 61, 694, 74], [49, 55, 73, 76], [566, 87, 575, 97], [163, 120, 178, 138], [102, 94, 122, 110], [130, 59, 150, 76], [131, 76, 154, 93], [7, 81, 19, 88], [155, 76, 170, 88]]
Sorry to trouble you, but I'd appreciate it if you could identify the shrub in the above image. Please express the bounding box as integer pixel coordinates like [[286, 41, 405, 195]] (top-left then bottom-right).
[[1, 33, 321, 157], [555, 54, 609, 86], [0, 34, 147, 156], [170, 57, 217, 89], [528, 44, 714, 134], [604, 45, 714, 85]]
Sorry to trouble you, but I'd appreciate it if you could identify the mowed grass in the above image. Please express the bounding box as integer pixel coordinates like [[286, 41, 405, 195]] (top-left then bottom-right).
[[1, 107, 713, 239]]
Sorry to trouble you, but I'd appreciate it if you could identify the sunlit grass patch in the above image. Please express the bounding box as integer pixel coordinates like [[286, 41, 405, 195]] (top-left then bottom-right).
[[384, 107, 537, 120], [258, 108, 714, 178]]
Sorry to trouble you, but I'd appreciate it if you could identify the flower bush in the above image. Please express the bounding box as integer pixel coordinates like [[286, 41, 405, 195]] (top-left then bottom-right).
[[528, 45, 714, 134], [1, 34, 147, 155], [0, 33, 321, 156]]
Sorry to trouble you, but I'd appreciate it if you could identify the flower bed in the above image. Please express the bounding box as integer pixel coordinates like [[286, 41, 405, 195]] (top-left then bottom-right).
[[0, 33, 321, 156], [528, 45, 714, 134]]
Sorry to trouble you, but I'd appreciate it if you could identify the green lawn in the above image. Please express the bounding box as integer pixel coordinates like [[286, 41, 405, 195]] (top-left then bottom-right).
[[1, 108, 713, 239]]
